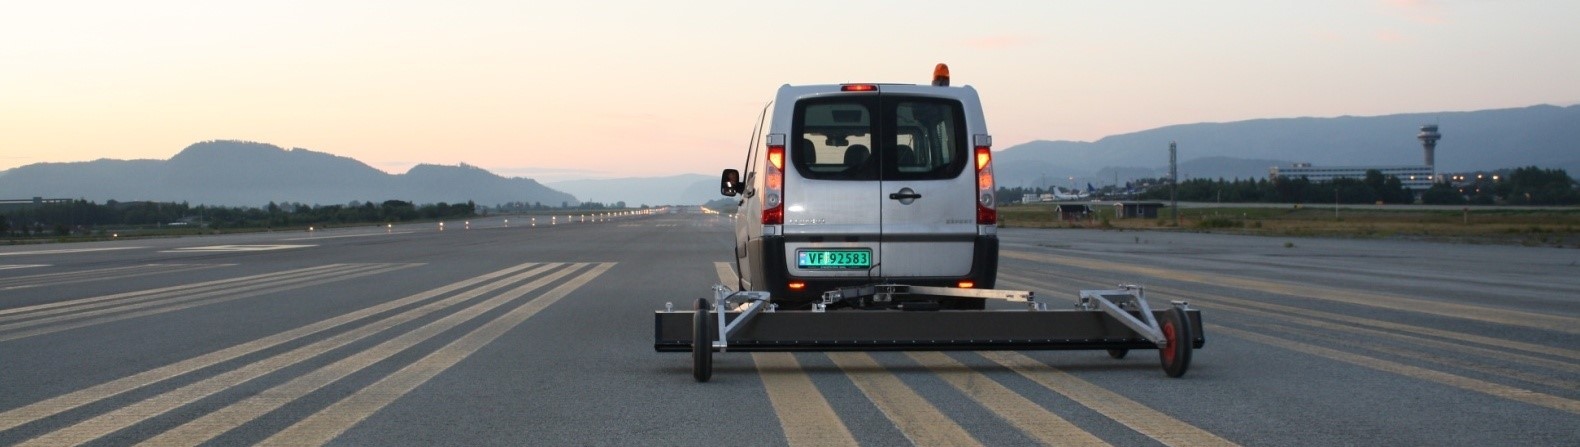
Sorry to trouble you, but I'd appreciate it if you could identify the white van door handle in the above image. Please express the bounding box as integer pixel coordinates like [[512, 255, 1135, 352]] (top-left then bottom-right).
[[889, 187, 922, 204]]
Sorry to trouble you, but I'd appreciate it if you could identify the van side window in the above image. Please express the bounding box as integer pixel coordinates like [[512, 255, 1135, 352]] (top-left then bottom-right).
[[792, 101, 877, 180]]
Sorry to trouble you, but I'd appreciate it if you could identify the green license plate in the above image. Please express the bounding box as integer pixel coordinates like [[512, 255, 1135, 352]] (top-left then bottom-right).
[[797, 249, 872, 269]]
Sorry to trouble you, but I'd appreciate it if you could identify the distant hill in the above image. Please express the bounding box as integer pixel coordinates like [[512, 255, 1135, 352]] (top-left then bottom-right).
[[0, 140, 578, 207], [995, 104, 1580, 187], [547, 174, 716, 207]]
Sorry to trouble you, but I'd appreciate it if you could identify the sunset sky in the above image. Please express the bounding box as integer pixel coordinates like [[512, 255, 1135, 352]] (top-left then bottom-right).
[[3, 1, 1577, 181]]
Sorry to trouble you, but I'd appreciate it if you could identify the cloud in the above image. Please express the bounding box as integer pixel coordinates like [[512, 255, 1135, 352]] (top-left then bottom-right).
[[963, 35, 1036, 50]]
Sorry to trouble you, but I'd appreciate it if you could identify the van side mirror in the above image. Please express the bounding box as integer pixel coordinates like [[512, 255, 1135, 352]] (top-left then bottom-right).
[[720, 169, 743, 197]]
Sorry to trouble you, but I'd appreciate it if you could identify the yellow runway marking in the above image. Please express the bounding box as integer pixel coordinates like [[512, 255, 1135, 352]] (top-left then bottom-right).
[[712, 262, 857, 447], [750, 353, 860, 447], [1213, 325, 1580, 415], [1003, 250, 1580, 335], [258, 263, 614, 446], [828, 352, 983, 447], [126, 264, 590, 447], [907, 351, 1110, 447], [0, 262, 541, 435], [981, 352, 1240, 447]]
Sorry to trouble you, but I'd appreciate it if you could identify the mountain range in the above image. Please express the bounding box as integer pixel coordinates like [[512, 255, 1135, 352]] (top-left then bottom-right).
[[546, 175, 717, 208], [0, 141, 576, 208], [2, 104, 1575, 206], [994, 104, 1580, 189]]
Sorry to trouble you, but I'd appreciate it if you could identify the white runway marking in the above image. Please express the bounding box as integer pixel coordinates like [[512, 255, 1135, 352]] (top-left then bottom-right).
[[280, 232, 413, 241], [161, 244, 315, 253], [0, 264, 50, 270], [0, 247, 144, 257]]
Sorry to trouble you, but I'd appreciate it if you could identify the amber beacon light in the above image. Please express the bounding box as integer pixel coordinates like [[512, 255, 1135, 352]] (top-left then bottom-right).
[[931, 63, 950, 86]]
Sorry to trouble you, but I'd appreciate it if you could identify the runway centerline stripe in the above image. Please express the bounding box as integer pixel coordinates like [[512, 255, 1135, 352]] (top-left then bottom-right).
[[828, 352, 984, 447], [131, 264, 592, 447], [1212, 325, 1580, 415], [980, 351, 1241, 447], [258, 263, 615, 446], [1002, 250, 1580, 335], [0, 264, 411, 342], [713, 262, 858, 447], [907, 351, 1111, 447], [0, 261, 542, 434]]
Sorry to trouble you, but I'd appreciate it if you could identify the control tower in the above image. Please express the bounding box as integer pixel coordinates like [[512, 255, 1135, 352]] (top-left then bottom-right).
[[1417, 124, 1441, 169]]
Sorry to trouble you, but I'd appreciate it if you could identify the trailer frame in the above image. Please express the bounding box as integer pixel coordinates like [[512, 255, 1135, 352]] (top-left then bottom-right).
[[655, 283, 1203, 382]]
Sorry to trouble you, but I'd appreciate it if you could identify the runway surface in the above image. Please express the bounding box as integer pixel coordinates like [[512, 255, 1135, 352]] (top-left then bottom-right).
[[2, 213, 1576, 446]]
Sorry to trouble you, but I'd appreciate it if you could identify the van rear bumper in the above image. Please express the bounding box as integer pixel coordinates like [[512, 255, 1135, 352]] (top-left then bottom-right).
[[751, 235, 998, 305]]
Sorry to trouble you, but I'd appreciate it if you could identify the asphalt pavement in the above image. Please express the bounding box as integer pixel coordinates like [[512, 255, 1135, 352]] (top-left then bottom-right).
[[1, 212, 1576, 446]]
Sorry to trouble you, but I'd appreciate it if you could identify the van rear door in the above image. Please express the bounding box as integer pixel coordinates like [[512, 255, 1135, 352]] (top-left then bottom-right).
[[783, 97, 882, 280], [877, 95, 975, 277]]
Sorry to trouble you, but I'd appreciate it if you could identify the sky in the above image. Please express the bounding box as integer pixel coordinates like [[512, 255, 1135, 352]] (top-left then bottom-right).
[[3, 0, 1578, 182]]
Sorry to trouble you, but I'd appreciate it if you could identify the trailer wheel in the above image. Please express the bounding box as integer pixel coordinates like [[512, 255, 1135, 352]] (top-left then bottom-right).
[[1159, 307, 1193, 378], [1107, 349, 1129, 359], [692, 298, 713, 382]]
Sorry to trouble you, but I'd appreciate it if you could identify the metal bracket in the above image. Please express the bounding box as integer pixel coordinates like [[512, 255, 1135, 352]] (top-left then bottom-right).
[[1079, 285, 1167, 347], [709, 284, 771, 352]]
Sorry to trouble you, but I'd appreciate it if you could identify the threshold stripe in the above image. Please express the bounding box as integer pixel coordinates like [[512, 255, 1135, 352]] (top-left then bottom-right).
[[1002, 250, 1580, 335], [258, 263, 614, 446], [130, 264, 590, 446], [712, 262, 858, 447], [829, 352, 983, 447], [981, 351, 1239, 447], [908, 351, 1109, 447], [0, 261, 535, 433], [1213, 325, 1580, 415]]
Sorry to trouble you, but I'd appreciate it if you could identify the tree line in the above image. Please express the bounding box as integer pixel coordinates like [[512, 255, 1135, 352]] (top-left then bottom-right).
[[998, 166, 1578, 206]]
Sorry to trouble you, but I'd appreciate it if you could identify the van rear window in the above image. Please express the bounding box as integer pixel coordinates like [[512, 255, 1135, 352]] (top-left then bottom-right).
[[791, 96, 965, 181]]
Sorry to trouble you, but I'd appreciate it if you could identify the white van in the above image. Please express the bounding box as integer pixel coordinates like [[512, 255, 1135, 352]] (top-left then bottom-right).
[[721, 65, 998, 309]]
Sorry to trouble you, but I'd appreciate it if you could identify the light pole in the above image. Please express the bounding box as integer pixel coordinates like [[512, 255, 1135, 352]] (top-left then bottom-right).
[[1169, 141, 1179, 226]]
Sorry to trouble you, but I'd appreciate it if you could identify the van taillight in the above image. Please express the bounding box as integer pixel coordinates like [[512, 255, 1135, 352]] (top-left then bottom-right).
[[975, 146, 996, 225], [762, 145, 785, 225]]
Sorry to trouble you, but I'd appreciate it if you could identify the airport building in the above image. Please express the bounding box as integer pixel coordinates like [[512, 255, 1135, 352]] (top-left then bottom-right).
[[1268, 164, 1437, 190], [1267, 124, 1441, 192]]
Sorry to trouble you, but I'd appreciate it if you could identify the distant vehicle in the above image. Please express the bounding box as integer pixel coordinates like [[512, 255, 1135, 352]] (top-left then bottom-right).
[[720, 64, 998, 309]]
